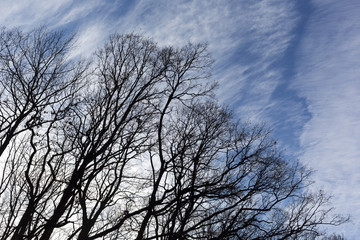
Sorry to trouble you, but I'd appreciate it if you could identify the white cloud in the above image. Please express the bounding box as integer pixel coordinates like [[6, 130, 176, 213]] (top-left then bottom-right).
[[293, 0, 360, 237], [0, 0, 111, 59], [69, 0, 296, 128], [0, 0, 71, 28], [55, 1, 104, 27], [0, 1, 298, 120], [70, 22, 107, 59], [0, 0, 104, 30], [0, 0, 303, 174]]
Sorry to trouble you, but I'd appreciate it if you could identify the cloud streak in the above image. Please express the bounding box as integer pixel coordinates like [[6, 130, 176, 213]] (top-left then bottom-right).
[[293, 0, 360, 236], [69, 0, 299, 126]]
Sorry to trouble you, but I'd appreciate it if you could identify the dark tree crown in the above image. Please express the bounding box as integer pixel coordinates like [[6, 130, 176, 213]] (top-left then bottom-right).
[[0, 27, 347, 240]]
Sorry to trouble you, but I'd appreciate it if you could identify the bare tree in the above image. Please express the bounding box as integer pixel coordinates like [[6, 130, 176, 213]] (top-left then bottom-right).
[[0, 27, 87, 240], [322, 233, 346, 240], [0, 28, 347, 240]]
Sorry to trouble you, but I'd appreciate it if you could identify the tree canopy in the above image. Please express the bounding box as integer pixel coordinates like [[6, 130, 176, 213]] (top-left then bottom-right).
[[0, 27, 346, 240]]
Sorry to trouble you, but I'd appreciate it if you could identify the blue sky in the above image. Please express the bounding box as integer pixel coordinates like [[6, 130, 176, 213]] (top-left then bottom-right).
[[1, 0, 359, 238]]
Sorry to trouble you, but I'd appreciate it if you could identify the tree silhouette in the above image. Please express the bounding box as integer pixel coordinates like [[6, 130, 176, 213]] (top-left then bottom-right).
[[0, 27, 347, 240], [322, 233, 346, 240]]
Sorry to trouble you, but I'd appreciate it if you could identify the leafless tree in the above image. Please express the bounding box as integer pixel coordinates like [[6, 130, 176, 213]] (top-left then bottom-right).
[[0, 27, 347, 240], [0, 27, 87, 239], [321, 233, 346, 240]]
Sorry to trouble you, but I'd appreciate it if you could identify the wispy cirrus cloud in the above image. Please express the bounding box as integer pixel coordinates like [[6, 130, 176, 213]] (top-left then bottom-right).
[[0, 0, 105, 30], [114, 1, 298, 121], [0, 0, 303, 167], [0, 0, 72, 28], [0, 0, 298, 110], [293, 0, 360, 236], [59, 0, 299, 131], [0, 0, 303, 156]]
